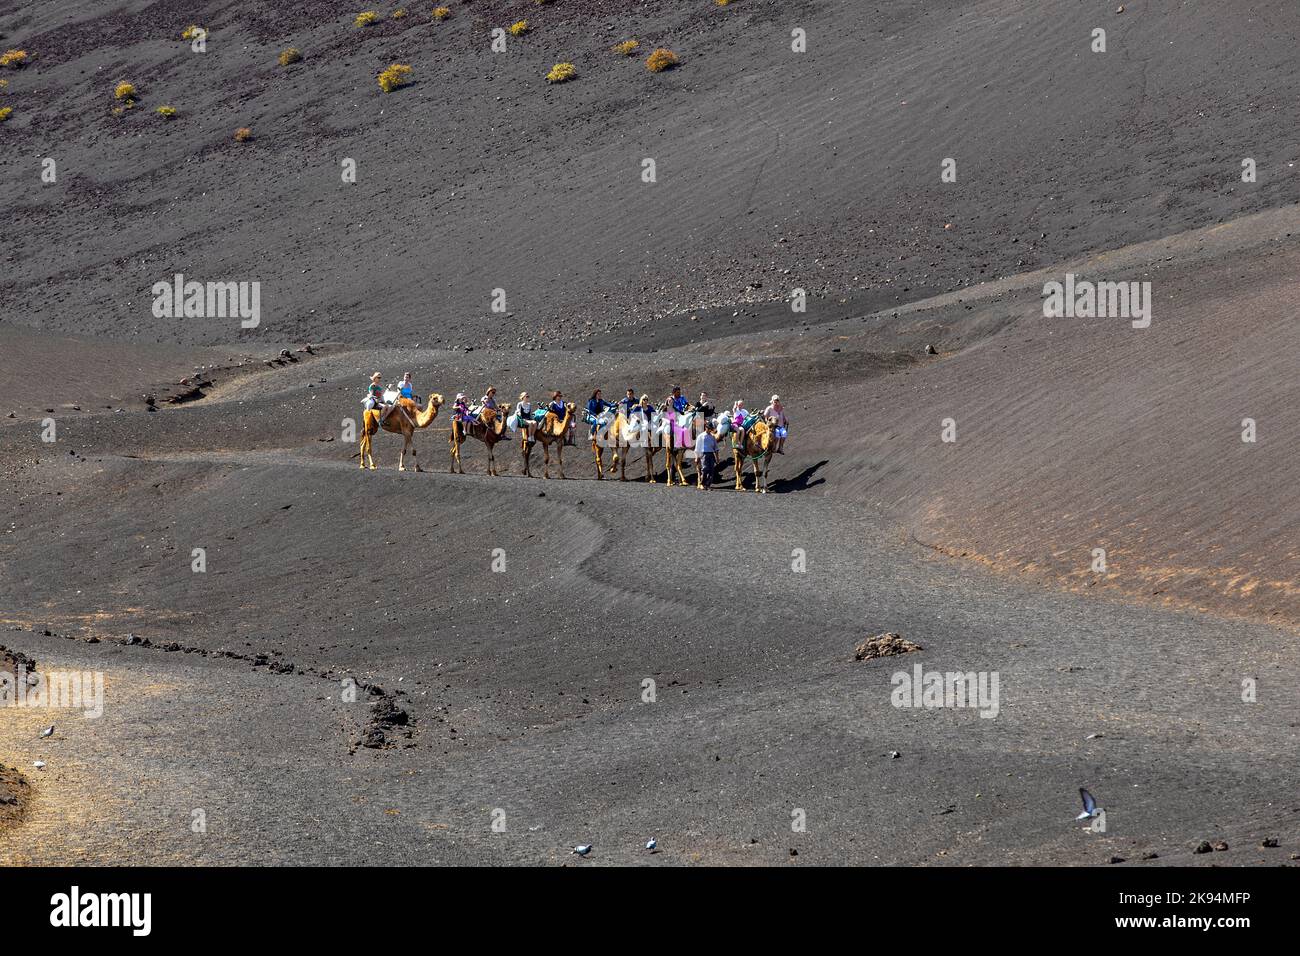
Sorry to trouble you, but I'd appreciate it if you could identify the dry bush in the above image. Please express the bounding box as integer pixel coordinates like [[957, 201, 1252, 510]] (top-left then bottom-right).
[[432, 6, 451, 19], [181, 25, 205, 40], [645, 48, 678, 73], [234, 127, 253, 142], [156, 105, 177, 119], [354, 11, 378, 27], [391, 8, 407, 18], [509, 20, 529, 36], [278, 48, 302, 66], [612, 39, 639, 56], [0, 49, 29, 69], [546, 62, 576, 84], [0, 106, 12, 122], [378, 62, 412, 92], [114, 81, 137, 101]]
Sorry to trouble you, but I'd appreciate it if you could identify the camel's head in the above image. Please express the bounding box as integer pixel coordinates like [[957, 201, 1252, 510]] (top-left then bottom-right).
[[429, 393, 444, 408], [565, 402, 576, 413]]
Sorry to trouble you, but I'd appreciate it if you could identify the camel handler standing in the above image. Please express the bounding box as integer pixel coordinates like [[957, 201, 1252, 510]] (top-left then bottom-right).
[[695, 424, 719, 490]]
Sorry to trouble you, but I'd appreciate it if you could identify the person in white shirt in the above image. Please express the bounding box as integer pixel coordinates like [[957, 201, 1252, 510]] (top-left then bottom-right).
[[515, 391, 536, 440], [763, 394, 788, 454], [694, 425, 719, 489]]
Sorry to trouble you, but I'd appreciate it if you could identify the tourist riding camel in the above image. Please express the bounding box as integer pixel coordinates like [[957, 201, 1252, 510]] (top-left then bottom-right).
[[763, 395, 789, 454], [521, 397, 574, 478], [358, 372, 443, 472], [449, 392, 513, 476]]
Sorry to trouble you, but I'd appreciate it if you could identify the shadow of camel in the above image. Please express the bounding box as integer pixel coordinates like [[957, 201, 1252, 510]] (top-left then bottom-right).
[[767, 459, 828, 494]]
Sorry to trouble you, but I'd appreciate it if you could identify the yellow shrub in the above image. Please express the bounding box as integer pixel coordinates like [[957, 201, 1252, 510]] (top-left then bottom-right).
[[377, 62, 412, 92], [0, 106, 12, 122], [432, 6, 451, 18], [278, 47, 302, 66], [0, 49, 29, 68], [612, 40, 639, 56], [114, 81, 137, 101], [715, 0, 733, 5], [645, 48, 678, 73], [392, 8, 407, 18], [509, 20, 529, 36], [0, 79, 8, 89], [355, 11, 378, 26], [545, 62, 576, 84], [234, 127, 253, 142], [181, 25, 205, 40]]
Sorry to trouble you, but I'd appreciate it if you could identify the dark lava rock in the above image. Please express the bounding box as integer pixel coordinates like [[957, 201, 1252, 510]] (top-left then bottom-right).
[[371, 700, 409, 728], [854, 632, 922, 661], [1194, 841, 1213, 854]]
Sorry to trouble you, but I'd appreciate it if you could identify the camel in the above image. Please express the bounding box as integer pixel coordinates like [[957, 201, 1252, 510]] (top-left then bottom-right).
[[590, 406, 637, 480], [521, 402, 574, 479], [589, 409, 613, 479], [657, 405, 693, 487], [449, 403, 513, 476], [732, 417, 776, 493], [358, 393, 444, 472], [605, 408, 659, 482]]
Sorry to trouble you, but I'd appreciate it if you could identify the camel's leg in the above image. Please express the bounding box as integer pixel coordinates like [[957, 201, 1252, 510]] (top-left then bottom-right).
[[592, 442, 603, 479], [735, 451, 743, 491], [449, 429, 461, 474], [521, 440, 531, 477], [542, 441, 550, 480], [488, 442, 497, 477], [646, 447, 656, 484], [399, 431, 410, 472], [359, 430, 369, 470], [674, 451, 687, 486], [557, 441, 565, 480]]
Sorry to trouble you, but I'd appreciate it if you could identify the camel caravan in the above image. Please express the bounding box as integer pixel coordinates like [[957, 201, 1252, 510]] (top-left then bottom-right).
[[358, 376, 790, 493]]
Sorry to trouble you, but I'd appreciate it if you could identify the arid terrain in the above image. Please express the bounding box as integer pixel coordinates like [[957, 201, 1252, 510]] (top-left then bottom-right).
[[1, 0, 1297, 865]]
